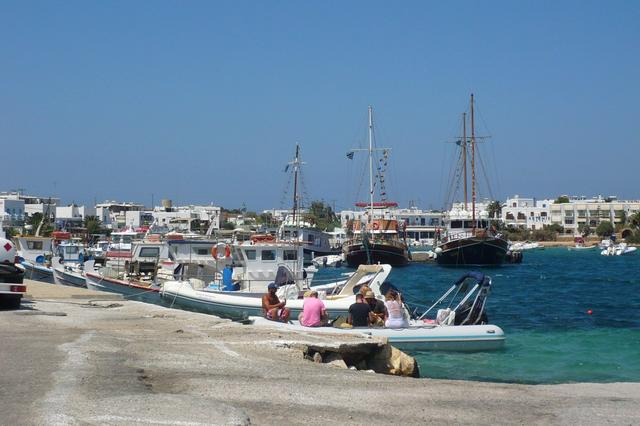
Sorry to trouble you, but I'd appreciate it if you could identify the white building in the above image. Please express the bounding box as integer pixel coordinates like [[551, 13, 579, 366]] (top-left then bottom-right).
[[0, 192, 58, 220], [501, 195, 553, 230], [0, 198, 25, 224], [151, 204, 221, 231], [55, 205, 97, 223], [261, 209, 307, 224], [549, 195, 640, 235], [339, 205, 443, 245], [95, 201, 145, 229]]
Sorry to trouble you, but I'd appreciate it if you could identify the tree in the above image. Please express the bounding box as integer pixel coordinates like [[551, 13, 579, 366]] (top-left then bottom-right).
[[304, 201, 340, 231], [84, 216, 102, 236], [546, 223, 564, 234], [27, 212, 44, 229], [257, 212, 273, 226], [629, 212, 640, 229], [595, 221, 614, 237], [578, 223, 591, 237], [554, 195, 570, 204], [486, 200, 502, 220]]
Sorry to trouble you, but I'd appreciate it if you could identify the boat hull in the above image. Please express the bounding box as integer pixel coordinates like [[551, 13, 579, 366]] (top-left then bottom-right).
[[85, 272, 163, 305], [22, 262, 55, 284], [436, 237, 509, 266], [161, 282, 353, 321], [344, 243, 409, 268], [53, 267, 87, 288], [250, 317, 505, 352]]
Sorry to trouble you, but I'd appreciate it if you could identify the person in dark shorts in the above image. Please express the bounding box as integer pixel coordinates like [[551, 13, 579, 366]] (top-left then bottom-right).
[[348, 293, 372, 327]]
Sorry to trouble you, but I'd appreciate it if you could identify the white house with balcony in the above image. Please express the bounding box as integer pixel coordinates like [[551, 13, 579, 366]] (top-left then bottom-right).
[[501, 195, 553, 230], [549, 195, 640, 235], [0, 198, 25, 225]]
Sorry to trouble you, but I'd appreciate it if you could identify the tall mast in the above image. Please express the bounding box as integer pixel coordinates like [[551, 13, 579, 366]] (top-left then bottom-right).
[[462, 112, 468, 211], [292, 144, 300, 225], [470, 94, 476, 229], [368, 106, 374, 222]]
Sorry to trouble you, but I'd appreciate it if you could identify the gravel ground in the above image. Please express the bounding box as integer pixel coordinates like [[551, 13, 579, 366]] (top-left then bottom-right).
[[1, 292, 638, 425]]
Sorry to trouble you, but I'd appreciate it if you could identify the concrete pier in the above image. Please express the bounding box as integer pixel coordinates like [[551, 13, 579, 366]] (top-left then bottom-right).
[[1, 280, 639, 424]]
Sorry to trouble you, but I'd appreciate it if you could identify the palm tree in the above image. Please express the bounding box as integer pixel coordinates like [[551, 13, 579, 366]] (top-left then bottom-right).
[[84, 216, 102, 239], [487, 200, 502, 220]]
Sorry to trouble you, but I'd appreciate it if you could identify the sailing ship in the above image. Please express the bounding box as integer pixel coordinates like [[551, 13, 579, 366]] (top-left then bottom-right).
[[343, 107, 409, 267], [434, 94, 509, 266]]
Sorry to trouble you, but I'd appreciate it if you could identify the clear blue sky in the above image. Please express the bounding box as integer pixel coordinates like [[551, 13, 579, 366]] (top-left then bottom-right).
[[1, 1, 638, 211]]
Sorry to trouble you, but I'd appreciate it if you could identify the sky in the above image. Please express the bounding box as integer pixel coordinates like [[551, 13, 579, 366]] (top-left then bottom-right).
[[1, 1, 639, 212]]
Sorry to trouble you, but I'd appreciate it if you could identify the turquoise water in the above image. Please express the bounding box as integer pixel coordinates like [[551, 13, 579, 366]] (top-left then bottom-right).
[[314, 248, 640, 383]]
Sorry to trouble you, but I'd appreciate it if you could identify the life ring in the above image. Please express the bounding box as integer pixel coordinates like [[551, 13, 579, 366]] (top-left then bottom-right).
[[212, 244, 231, 259], [372, 222, 379, 230]]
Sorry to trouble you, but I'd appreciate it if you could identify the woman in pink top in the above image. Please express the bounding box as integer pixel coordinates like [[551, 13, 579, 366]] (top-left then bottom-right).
[[299, 290, 327, 327]]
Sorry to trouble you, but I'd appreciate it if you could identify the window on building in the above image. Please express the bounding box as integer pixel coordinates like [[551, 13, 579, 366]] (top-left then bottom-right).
[[506, 213, 515, 220], [283, 250, 297, 261], [517, 213, 526, 220], [565, 218, 574, 225], [541, 212, 547, 217], [261, 250, 276, 261]]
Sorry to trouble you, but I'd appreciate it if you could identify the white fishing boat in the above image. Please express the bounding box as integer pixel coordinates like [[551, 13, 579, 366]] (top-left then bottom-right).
[[52, 241, 90, 287], [161, 264, 391, 320], [250, 271, 505, 352], [85, 240, 170, 303], [15, 235, 55, 284], [53, 261, 90, 287]]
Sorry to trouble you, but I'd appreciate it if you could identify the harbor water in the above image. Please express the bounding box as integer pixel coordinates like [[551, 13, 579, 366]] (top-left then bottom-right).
[[313, 248, 640, 384]]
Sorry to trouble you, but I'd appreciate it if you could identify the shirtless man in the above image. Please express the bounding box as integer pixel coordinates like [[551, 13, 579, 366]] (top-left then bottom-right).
[[262, 282, 290, 322]]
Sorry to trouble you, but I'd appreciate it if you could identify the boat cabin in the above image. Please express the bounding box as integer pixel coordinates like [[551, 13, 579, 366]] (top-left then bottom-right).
[[15, 236, 53, 262]]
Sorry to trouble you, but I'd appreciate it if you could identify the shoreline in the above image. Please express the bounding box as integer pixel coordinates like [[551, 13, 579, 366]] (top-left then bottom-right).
[[1, 282, 639, 424]]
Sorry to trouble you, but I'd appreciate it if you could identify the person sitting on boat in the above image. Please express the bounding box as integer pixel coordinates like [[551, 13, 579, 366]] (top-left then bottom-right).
[[384, 290, 409, 328], [298, 290, 327, 327], [348, 293, 372, 327], [262, 282, 290, 322], [364, 290, 386, 327]]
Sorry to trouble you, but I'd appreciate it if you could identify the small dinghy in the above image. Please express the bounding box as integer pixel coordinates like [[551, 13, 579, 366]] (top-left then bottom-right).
[[312, 254, 344, 268], [250, 272, 505, 352]]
